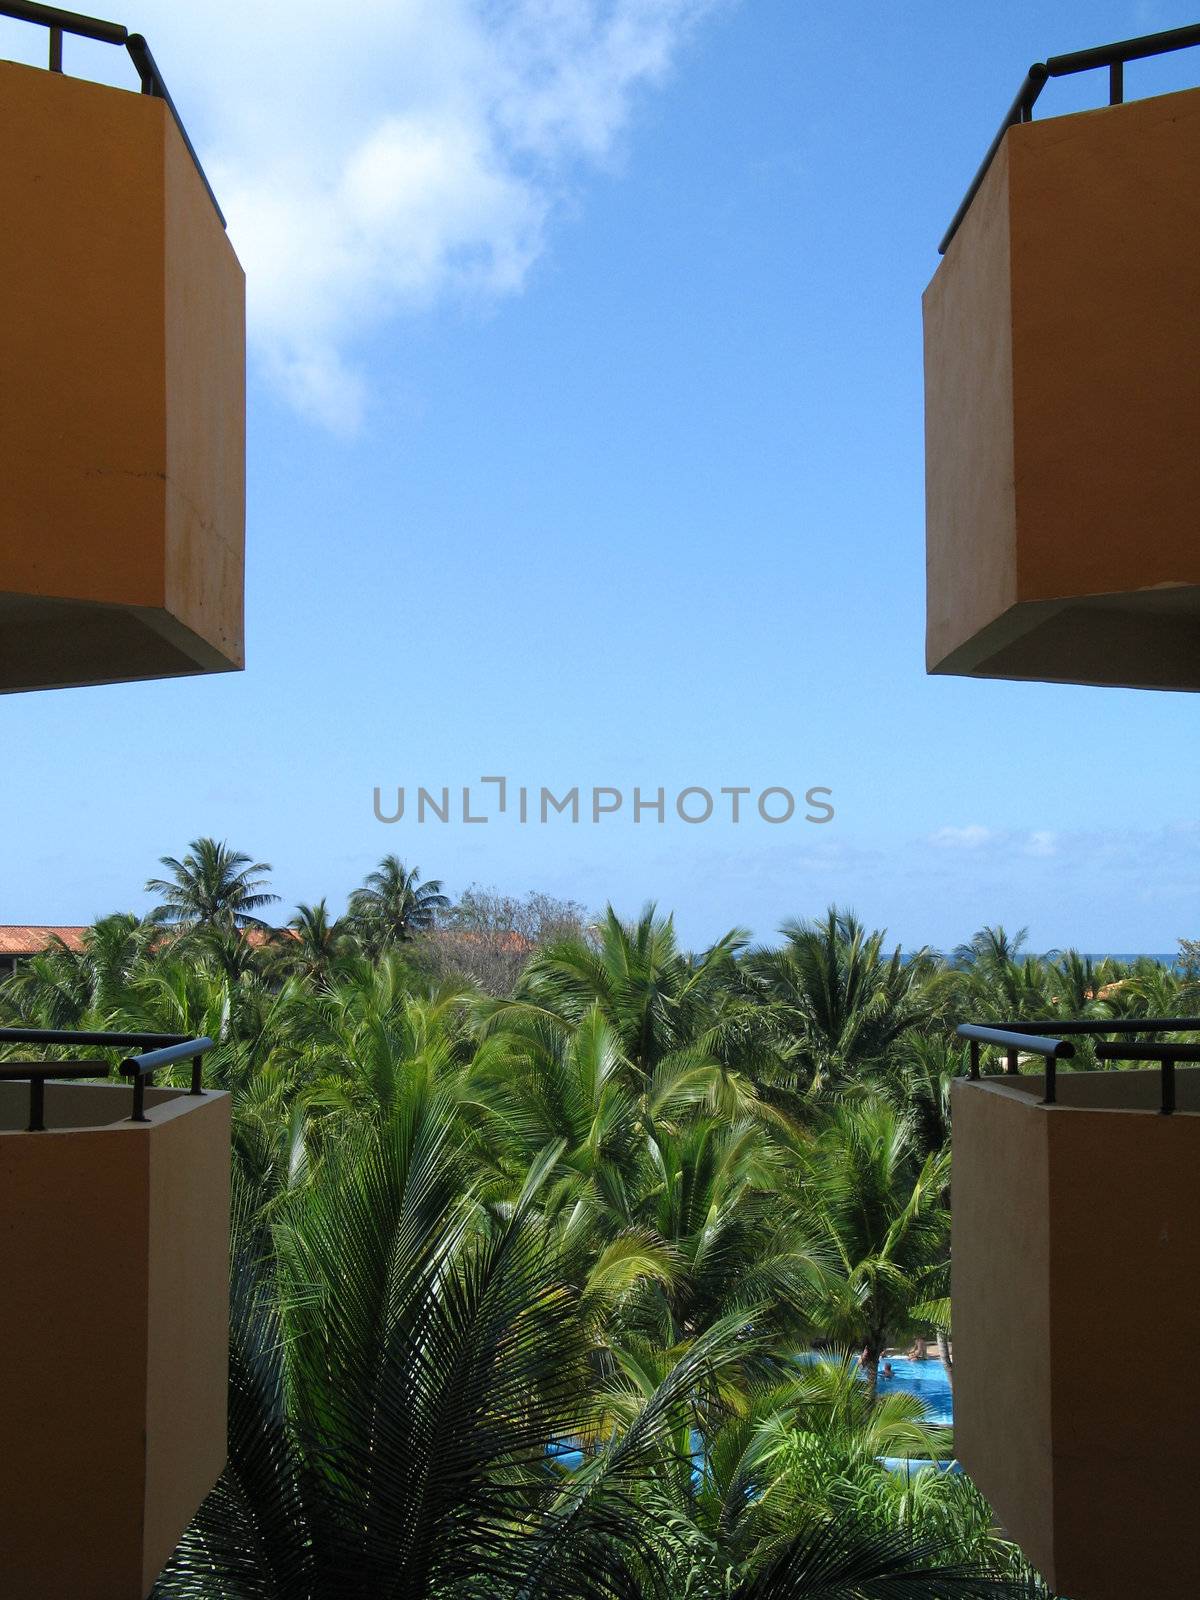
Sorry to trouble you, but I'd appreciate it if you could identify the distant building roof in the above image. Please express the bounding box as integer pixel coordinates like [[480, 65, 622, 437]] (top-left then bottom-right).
[[0, 925, 87, 955], [0, 923, 294, 957], [428, 928, 534, 953]]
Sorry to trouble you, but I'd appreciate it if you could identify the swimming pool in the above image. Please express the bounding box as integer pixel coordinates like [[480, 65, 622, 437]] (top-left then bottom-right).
[[797, 1351, 954, 1426], [876, 1357, 953, 1426]]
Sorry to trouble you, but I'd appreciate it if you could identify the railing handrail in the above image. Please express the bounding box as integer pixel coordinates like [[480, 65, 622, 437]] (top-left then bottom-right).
[[958, 1022, 1076, 1059], [994, 1016, 1200, 1036], [0, 1025, 188, 1047], [0, 1061, 105, 1130], [958, 1016, 1200, 1115], [939, 21, 1200, 253], [958, 1022, 1073, 1108], [0, 0, 122, 44], [0, 0, 226, 226], [122, 1035, 214, 1121], [0, 1027, 215, 1126]]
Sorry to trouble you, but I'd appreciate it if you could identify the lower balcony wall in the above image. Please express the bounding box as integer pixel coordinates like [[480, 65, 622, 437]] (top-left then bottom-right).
[[0, 1083, 230, 1600], [953, 1072, 1200, 1600], [1044, 1087, 1200, 1600], [951, 1079, 1055, 1576]]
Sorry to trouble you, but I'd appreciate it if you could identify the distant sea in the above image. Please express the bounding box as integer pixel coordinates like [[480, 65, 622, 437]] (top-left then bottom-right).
[[1087, 954, 1182, 970]]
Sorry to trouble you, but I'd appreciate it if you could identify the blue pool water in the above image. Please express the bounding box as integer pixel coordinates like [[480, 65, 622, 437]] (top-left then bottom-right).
[[798, 1351, 954, 1426], [550, 1358, 955, 1478], [876, 1357, 953, 1426]]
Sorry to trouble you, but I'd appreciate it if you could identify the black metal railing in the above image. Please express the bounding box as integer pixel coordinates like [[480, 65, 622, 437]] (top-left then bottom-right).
[[0, 0, 226, 226], [0, 1059, 104, 1131], [940, 21, 1200, 253], [121, 1035, 213, 1122], [958, 1022, 1075, 1106], [0, 1026, 214, 1129], [958, 1017, 1200, 1115]]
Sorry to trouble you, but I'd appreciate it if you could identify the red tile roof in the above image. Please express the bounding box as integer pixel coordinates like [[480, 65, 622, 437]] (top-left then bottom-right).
[[0, 925, 87, 955], [0, 923, 295, 956]]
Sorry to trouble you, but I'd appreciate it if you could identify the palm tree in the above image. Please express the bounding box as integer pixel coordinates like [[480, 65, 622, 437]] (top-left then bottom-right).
[[953, 926, 1030, 973], [280, 899, 347, 987], [884, 1034, 961, 1158], [156, 1105, 1025, 1600], [798, 1100, 950, 1397], [463, 1004, 646, 1217], [747, 909, 941, 1094], [951, 925, 1065, 1029], [1045, 950, 1114, 1017], [2, 853, 1065, 1599], [146, 838, 279, 932], [0, 914, 157, 1033], [648, 1360, 945, 1585], [0, 937, 92, 1031], [156, 1099, 731, 1599], [348, 857, 449, 953], [725, 1516, 1038, 1598], [514, 905, 752, 1086]]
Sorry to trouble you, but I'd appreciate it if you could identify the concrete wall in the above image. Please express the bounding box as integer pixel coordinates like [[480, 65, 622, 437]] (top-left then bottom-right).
[[1046, 1101, 1200, 1598], [142, 1090, 231, 1594], [951, 1079, 1055, 1577], [162, 104, 246, 673], [924, 88, 1200, 689], [0, 60, 244, 692], [923, 138, 1017, 677], [0, 1085, 229, 1598], [954, 1075, 1200, 1598]]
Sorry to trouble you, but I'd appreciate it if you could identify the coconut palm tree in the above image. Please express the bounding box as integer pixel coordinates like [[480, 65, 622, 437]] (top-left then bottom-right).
[[156, 1102, 1027, 1600], [155, 1095, 733, 1600], [347, 856, 450, 953], [0, 937, 92, 1031], [951, 926, 1058, 1026], [798, 1100, 950, 1397], [747, 909, 942, 1095], [145, 838, 279, 933], [278, 899, 348, 987], [462, 1004, 646, 1216], [514, 905, 753, 1087], [644, 1359, 946, 1584], [0, 914, 157, 1033], [883, 1035, 961, 1159]]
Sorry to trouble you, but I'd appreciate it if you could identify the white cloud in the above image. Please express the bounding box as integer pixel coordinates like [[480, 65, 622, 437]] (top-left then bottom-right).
[[123, 0, 720, 428], [929, 824, 995, 850], [1025, 829, 1058, 858], [928, 825, 1059, 859]]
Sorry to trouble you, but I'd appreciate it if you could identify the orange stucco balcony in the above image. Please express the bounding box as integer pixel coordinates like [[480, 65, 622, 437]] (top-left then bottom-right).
[[923, 27, 1200, 690], [952, 1021, 1200, 1600], [0, 1031, 229, 1599], [0, 16, 244, 693]]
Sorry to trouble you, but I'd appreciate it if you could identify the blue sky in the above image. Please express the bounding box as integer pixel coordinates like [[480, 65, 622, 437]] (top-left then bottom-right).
[[1, 0, 1197, 953]]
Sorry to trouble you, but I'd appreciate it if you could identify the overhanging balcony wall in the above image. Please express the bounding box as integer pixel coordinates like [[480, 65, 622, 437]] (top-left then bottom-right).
[[924, 29, 1200, 690], [0, 14, 244, 693], [953, 1053, 1200, 1600], [0, 1038, 229, 1599]]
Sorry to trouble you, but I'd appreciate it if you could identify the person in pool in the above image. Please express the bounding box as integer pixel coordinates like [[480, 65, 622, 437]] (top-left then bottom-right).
[[905, 1336, 930, 1361], [881, 1360, 895, 1380]]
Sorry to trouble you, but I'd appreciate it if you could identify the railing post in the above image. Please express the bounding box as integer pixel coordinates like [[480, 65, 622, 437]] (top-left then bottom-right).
[[969, 1039, 980, 1080], [130, 1069, 149, 1123], [1109, 59, 1124, 103], [48, 24, 62, 70], [1042, 1056, 1057, 1106], [1161, 1057, 1175, 1115], [190, 1054, 205, 1096], [28, 1074, 45, 1133], [1005, 1047, 1019, 1075]]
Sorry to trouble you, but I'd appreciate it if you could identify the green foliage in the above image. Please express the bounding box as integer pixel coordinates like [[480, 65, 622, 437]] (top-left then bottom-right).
[[13, 852, 1177, 1596]]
